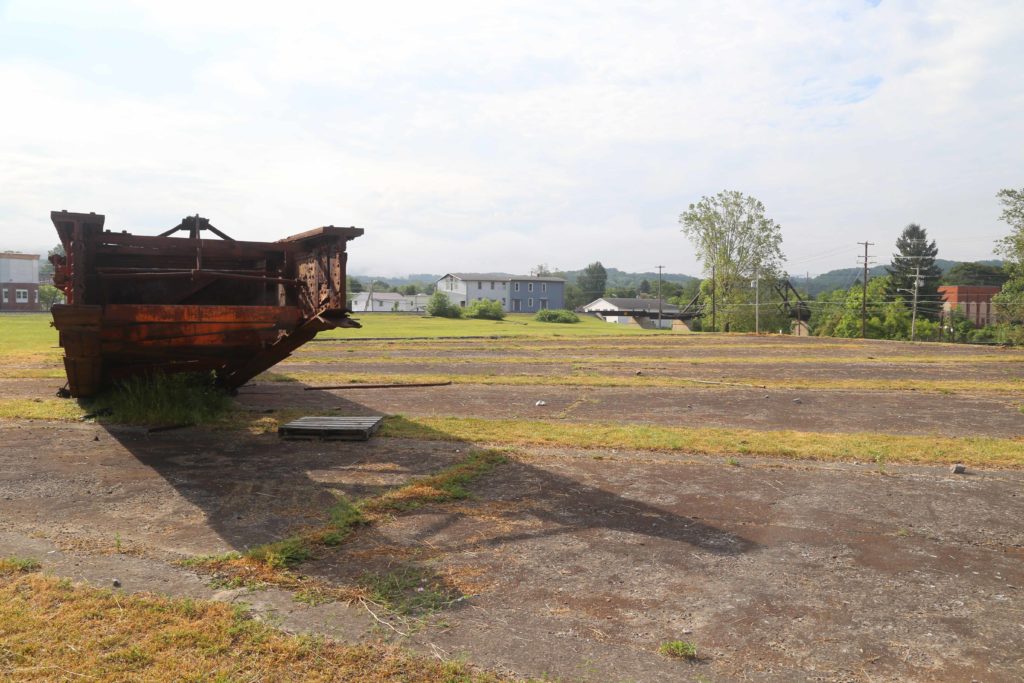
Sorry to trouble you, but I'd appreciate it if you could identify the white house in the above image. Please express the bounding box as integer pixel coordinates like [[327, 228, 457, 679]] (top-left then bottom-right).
[[581, 297, 680, 329], [435, 273, 512, 309], [350, 291, 431, 312]]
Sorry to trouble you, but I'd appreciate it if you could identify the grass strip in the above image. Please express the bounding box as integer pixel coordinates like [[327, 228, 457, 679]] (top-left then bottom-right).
[[364, 450, 507, 513], [0, 564, 503, 682], [286, 352, 1023, 367], [191, 450, 508, 590], [271, 369, 1024, 395], [379, 416, 1024, 468]]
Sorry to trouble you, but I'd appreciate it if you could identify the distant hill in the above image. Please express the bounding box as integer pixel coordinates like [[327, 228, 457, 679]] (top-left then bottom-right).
[[352, 268, 701, 289], [558, 267, 699, 288], [798, 259, 1004, 297], [352, 260, 1001, 297]]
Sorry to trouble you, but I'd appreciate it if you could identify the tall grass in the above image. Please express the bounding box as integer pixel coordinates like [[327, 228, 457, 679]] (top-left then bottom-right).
[[87, 372, 231, 425]]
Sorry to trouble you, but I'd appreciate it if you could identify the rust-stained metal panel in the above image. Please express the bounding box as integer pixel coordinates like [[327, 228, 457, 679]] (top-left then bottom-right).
[[49, 211, 363, 397]]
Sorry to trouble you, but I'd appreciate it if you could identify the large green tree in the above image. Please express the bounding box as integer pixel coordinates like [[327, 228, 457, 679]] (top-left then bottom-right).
[[885, 224, 942, 320], [994, 187, 1024, 272], [992, 187, 1024, 324], [941, 262, 1008, 287], [812, 275, 939, 341], [577, 261, 607, 304], [679, 190, 784, 331]]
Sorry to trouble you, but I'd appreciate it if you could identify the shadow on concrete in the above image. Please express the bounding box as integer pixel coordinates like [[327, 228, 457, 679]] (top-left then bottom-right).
[[99, 379, 760, 572]]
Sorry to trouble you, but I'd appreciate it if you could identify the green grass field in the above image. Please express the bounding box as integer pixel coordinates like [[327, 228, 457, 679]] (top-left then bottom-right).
[[0, 314, 59, 362], [318, 312, 657, 339]]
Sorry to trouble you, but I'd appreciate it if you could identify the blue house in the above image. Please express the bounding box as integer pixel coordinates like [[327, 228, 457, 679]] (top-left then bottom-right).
[[435, 273, 566, 312], [507, 276, 565, 313]]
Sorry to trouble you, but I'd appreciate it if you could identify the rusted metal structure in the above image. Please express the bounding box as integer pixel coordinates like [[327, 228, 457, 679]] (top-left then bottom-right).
[[49, 211, 362, 397]]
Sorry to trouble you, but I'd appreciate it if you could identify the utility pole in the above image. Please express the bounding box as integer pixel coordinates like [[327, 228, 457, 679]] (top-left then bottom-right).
[[910, 264, 921, 341], [857, 241, 874, 338], [711, 264, 716, 332], [753, 266, 760, 334], [656, 265, 664, 330]]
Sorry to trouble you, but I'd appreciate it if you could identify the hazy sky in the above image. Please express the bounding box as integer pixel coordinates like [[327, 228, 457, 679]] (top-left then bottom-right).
[[1, 0, 1021, 277]]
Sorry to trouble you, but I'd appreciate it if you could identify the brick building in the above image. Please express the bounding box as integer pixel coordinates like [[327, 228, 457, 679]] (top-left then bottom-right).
[[938, 285, 1001, 327], [0, 252, 41, 311]]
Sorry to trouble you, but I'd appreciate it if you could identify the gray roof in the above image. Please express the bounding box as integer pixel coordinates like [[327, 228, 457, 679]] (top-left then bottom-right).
[[443, 272, 565, 283], [508, 275, 566, 283], [591, 297, 679, 312], [446, 272, 514, 281]]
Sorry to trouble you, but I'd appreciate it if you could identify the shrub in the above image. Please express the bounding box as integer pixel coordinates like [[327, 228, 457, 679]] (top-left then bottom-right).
[[465, 299, 506, 320], [534, 309, 579, 323], [426, 292, 462, 318]]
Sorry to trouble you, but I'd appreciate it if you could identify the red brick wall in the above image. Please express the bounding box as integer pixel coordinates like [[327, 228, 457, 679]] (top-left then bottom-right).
[[0, 283, 39, 311]]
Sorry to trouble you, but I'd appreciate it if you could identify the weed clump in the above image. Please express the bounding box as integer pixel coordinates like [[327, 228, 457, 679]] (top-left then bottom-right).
[[659, 640, 697, 659], [360, 565, 463, 616], [85, 372, 231, 425]]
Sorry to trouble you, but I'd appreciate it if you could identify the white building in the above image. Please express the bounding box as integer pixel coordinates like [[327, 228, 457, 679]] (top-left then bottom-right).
[[350, 291, 431, 312], [0, 252, 40, 311], [435, 273, 512, 309], [581, 297, 680, 329]]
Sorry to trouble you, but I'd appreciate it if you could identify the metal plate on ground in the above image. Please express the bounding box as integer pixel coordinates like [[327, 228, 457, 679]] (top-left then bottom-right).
[[278, 416, 384, 441]]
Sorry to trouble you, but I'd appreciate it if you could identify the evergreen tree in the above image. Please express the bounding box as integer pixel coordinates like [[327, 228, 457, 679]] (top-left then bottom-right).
[[885, 224, 942, 320]]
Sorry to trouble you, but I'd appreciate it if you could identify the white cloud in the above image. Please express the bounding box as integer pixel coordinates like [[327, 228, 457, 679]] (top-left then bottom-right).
[[0, 0, 1021, 276]]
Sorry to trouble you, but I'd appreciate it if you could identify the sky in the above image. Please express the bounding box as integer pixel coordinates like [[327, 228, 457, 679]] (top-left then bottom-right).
[[0, 0, 1021, 278]]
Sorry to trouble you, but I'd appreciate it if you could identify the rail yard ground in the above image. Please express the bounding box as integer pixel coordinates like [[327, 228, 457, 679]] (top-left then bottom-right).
[[1, 313, 1023, 681]]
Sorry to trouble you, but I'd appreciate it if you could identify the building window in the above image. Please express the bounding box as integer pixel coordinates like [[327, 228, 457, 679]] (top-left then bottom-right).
[[541, 283, 547, 293], [478, 281, 482, 289], [490, 281, 494, 289], [35, 290, 39, 303], [540, 299, 548, 310], [15, 289, 28, 303], [1, 289, 7, 303], [501, 298, 506, 305], [514, 283, 520, 292], [528, 298, 533, 308], [528, 282, 534, 292]]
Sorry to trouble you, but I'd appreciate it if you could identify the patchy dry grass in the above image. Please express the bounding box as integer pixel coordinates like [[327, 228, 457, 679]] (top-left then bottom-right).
[[364, 450, 507, 513], [0, 556, 41, 573], [189, 451, 509, 596], [0, 566, 504, 682], [0, 398, 87, 421], [380, 416, 1024, 468]]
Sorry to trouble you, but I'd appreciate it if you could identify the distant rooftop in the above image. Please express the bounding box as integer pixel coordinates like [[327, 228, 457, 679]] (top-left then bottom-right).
[[444, 272, 565, 283], [587, 297, 679, 312]]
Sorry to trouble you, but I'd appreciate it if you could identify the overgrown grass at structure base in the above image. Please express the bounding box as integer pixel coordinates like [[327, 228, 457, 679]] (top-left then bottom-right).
[[86, 372, 232, 425], [0, 565, 505, 682]]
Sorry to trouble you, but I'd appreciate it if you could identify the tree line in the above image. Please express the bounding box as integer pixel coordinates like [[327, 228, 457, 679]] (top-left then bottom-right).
[[674, 187, 1024, 341]]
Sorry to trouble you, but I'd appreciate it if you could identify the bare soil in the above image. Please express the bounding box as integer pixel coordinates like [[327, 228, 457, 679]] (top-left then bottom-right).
[[2, 335, 1023, 681]]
